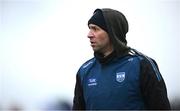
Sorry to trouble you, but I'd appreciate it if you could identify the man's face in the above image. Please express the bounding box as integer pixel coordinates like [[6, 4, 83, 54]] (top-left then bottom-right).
[[87, 24, 113, 56]]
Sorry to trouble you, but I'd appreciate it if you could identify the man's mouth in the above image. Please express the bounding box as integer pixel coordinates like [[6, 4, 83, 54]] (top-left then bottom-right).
[[90, 41, 95, 44], [90, 42, 96, 47]]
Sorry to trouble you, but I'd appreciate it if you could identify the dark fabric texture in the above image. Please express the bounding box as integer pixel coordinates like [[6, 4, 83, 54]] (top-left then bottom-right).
[[88, 9, 108, 33], [72, 74, 85, 110], [94, 49, 130, 65], [140, 58, 171, 109], [101, 8, 130, 57]]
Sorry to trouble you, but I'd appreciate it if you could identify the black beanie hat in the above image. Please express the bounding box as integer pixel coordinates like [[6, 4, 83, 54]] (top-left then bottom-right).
[[88, 9, 108, 33]]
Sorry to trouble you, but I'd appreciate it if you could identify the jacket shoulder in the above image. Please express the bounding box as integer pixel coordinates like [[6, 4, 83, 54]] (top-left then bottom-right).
[[77, 57, 96, 81], [81, 58, 95, 69]]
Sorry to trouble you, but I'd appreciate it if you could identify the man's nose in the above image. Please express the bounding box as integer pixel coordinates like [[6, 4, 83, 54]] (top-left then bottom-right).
[[87, 31, 94, 38]]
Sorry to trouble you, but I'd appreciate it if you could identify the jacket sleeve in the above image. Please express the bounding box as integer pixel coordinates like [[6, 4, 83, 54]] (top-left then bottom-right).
[[72, 73, 86, 110], [140, 58, 171, 110]]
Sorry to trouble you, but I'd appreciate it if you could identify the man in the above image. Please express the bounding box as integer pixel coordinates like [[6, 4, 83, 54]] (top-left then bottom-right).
[[72, 8, 171, 110]]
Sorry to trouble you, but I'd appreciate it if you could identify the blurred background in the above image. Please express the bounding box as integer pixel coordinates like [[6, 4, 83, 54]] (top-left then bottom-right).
[[0, 0, 180, 110]]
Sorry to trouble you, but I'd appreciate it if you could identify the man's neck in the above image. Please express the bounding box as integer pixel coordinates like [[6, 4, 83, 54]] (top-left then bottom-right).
[[94, 50, 116, 64], [103, 49, 114, 57]]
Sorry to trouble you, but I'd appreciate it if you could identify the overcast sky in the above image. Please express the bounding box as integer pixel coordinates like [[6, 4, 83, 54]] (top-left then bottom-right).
[[0, 0, 180, 110]]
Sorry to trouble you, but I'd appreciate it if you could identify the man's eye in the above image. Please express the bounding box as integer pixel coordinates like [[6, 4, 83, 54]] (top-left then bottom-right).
[[89, 26, 99, 31], [93, 28, 97, 31], [92, 27, 98, 31]]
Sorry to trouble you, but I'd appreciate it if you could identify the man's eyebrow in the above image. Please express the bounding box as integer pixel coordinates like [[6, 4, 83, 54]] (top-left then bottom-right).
[[89, 25, 95, 28], [89, 25, 98, 29]]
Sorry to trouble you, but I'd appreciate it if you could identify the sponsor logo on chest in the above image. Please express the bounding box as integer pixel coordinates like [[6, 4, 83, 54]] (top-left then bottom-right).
[[88, 78, 97, 86]]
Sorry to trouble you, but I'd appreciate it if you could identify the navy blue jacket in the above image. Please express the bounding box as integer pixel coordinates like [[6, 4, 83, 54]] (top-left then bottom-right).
[[73, 49, 171, 110]]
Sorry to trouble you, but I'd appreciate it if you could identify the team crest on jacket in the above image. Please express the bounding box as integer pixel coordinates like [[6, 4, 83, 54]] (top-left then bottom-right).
[[116, 72, 125, 82]]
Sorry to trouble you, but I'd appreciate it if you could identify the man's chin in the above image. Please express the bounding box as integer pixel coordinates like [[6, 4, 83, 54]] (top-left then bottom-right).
[[92, 48, 99, 52], [93, 49, 103, 54]]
